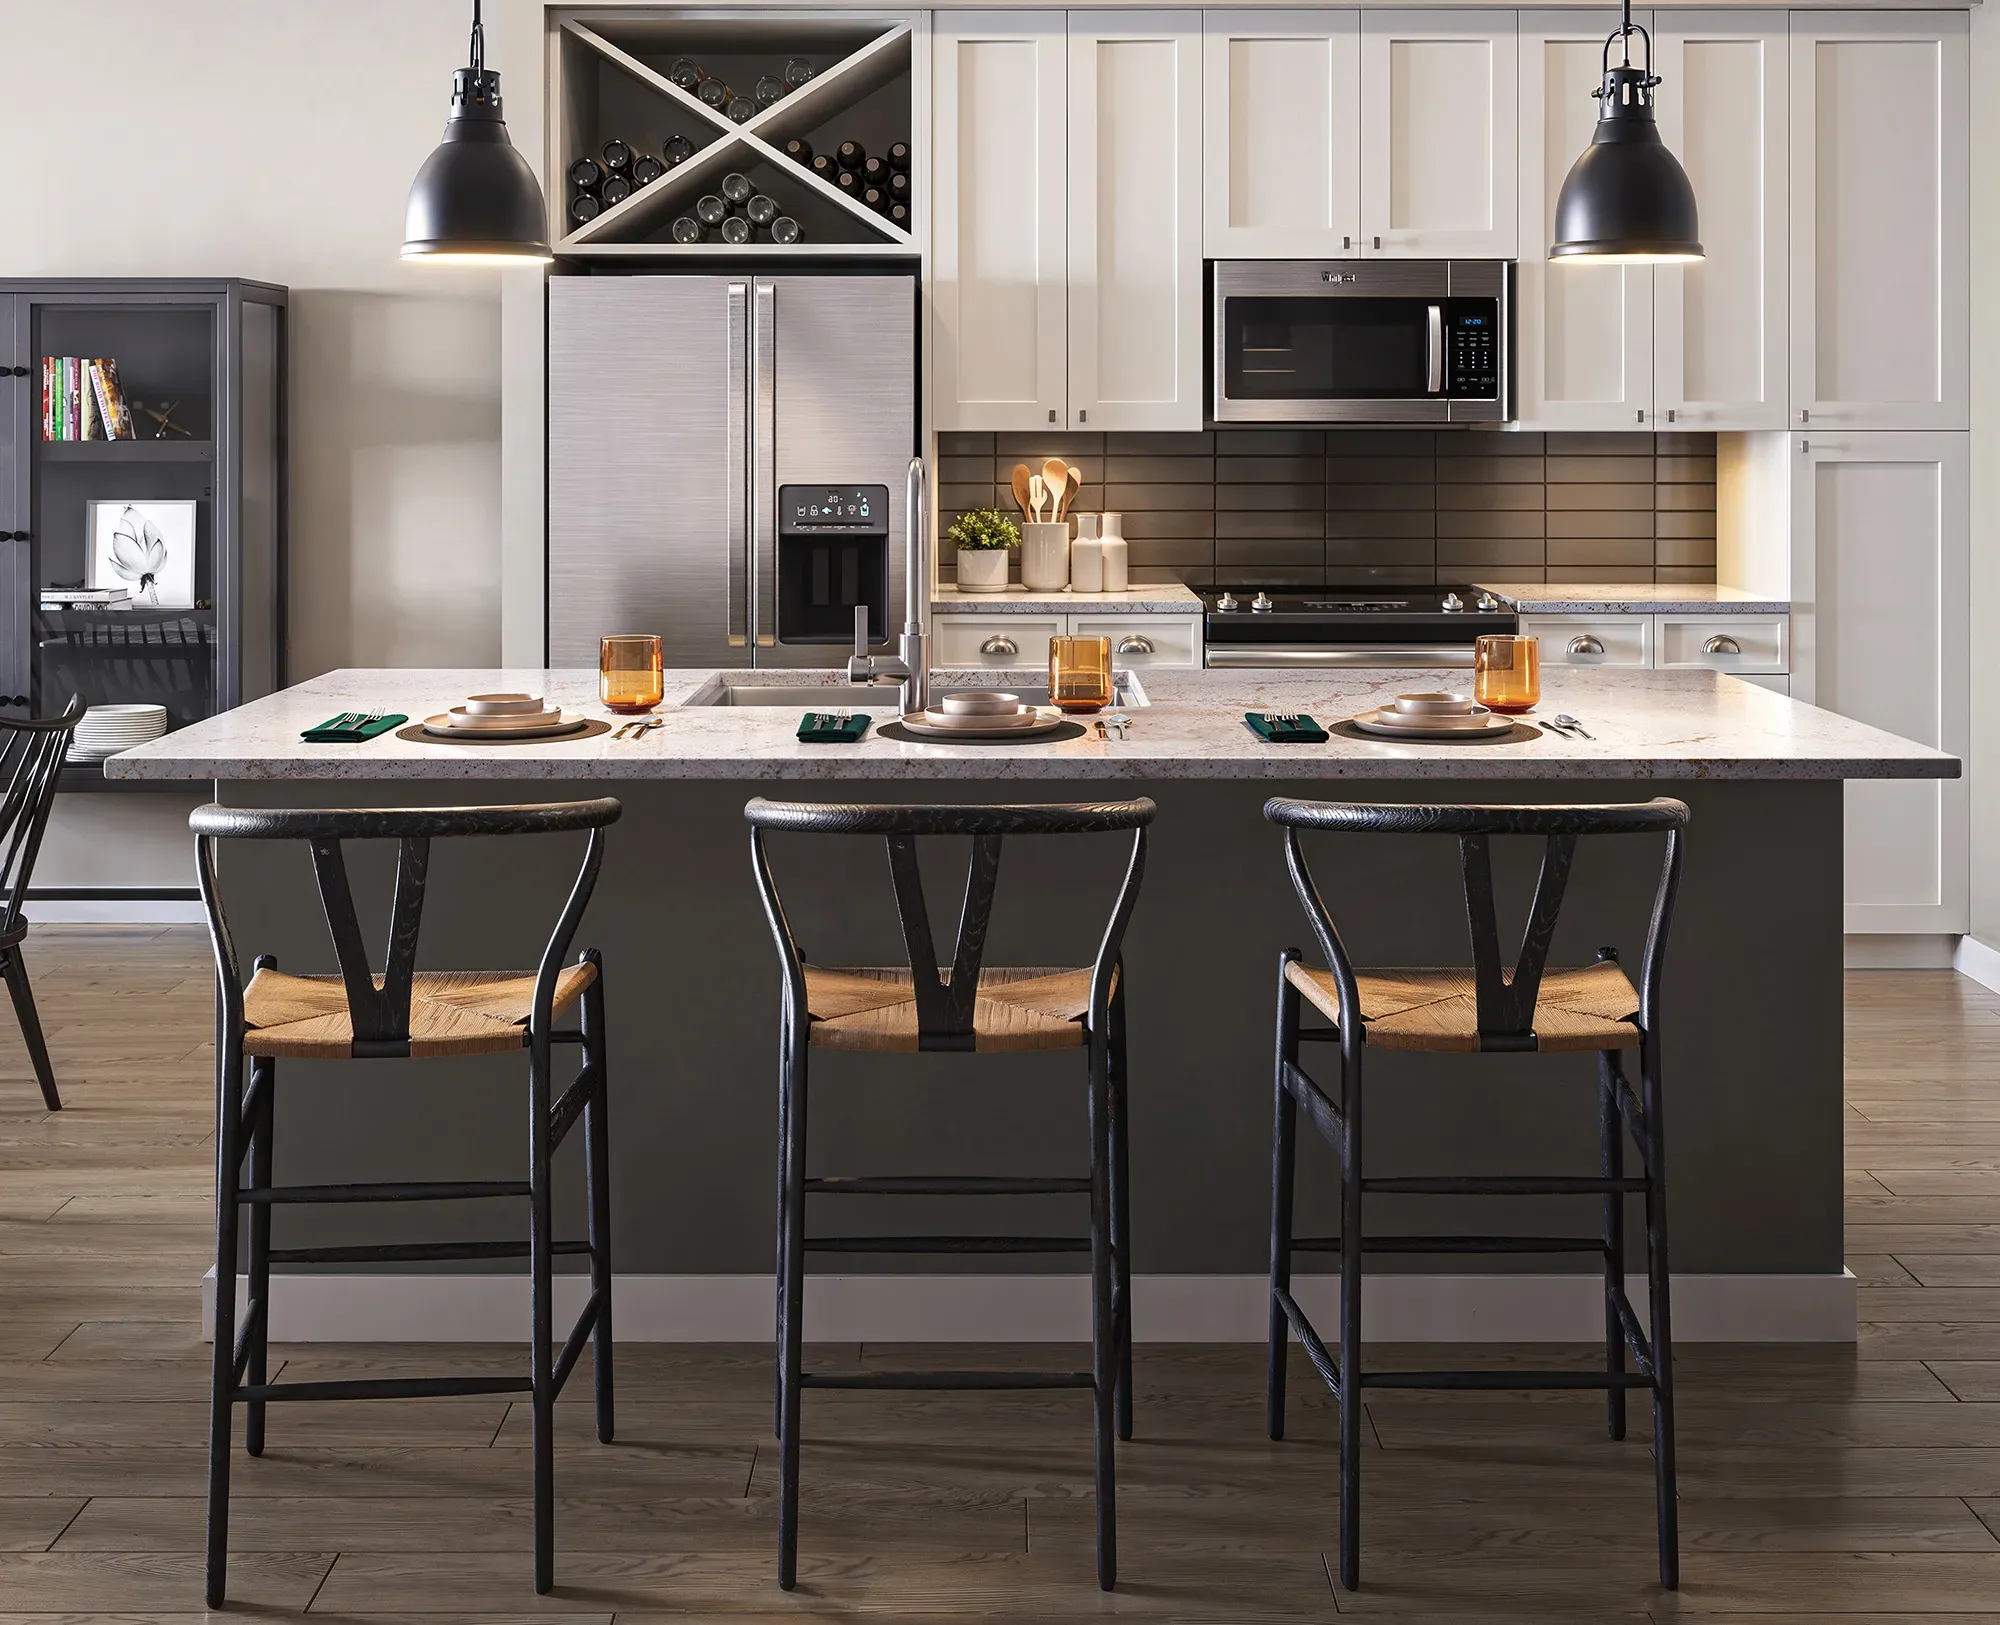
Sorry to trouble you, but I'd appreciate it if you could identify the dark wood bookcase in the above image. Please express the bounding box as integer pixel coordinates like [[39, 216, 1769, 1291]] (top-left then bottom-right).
[[0, 278, 286, 791]]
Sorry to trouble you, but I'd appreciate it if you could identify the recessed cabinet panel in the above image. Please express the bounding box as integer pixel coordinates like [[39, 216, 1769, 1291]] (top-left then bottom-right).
[[1516, 13, 1652, 429], [1790, 432, 1968, 932], [1362, 11, 1518, 258], [931, 15, 1066, 430], [1067, 13, 1204, 429], [1789, 15, 1969, 429], [1203, 11, 1362, 257], [1654, 16, 1786, 428]]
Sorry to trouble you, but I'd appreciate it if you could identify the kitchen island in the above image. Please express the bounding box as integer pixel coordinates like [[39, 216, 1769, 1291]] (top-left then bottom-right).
[[112, 667, 1953, 1346]]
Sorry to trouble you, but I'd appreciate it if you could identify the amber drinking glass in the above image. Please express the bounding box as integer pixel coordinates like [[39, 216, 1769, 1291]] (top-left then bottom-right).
[[599, 634, 664, 714], [1049, 635, 1114, 715], [1474, 634, 1541, 715]]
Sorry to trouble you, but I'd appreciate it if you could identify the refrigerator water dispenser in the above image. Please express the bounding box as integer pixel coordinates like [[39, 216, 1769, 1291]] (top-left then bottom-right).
[[777, 484, 890, 645]]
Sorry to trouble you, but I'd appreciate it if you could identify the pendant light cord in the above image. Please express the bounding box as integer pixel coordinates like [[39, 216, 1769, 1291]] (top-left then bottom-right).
[[468, 0, 485, 76]]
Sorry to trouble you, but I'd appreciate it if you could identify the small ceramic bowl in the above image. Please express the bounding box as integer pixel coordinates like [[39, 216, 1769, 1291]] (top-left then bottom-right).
[[463, 693, 547, 716], [940, 690, 1022, 716], [1392, 691, 1480, 716]]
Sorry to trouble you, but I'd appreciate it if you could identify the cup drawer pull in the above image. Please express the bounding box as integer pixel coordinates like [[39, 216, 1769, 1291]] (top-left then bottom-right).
[[1116, 634, 1155, 655], [979, 634, 1018, 657], [1566, 634, 1605, 656], [1701, 634, 1742, 656]]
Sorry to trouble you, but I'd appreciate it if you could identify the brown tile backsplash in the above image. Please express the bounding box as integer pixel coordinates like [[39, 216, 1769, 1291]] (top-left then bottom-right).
[[939, 429, 1718, 587]]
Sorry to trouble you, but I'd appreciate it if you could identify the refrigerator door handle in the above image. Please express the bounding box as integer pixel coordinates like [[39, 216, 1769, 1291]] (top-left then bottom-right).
[[726, 282, 748, 648], [752, 281, 778, 650]]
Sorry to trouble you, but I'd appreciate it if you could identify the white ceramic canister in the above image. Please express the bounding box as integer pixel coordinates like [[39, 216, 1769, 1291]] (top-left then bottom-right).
[[1098, 512, 1128, 591], [1019, 521, 1070, 591], [1070, 535, 1107, 592]]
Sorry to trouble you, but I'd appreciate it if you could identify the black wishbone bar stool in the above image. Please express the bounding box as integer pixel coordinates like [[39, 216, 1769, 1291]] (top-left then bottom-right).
[[1262, 796, 1689, 1593], [746, 796, 1155, 1592], [0, 695, 83, 1109], [190, 798, 622, 1605]]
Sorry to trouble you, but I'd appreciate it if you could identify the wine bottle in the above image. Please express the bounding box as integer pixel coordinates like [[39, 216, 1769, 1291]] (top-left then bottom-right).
[[809, 152, 837, 181], [784, 138, 813, 165], [834, 168, 862, 195], [837, 140, 866, 172], [721, 172, 753, 205], [727, 97, 755, 123], [601, 138, 633, 172], [888, 140, 912, 173], [887, 201, 910, 229], [570, 193, 603, 224], [861, 155, 888, 184], [719, 216, 752, 245], [568, 156, 605, 191], [631, 154, 665, 186], [697, 77, 729, 109], [754, 75, 786, 108], [861, 184, 889, 213], [745, 194, 778, 227], [888, 169, 911, 201], [771, 216, 804, 245], [668, 57, 702, 90], [663, 134, 696, 167], [601, 174, 633, 206], [670, 216, 704, 244], [784, 57, 816, 88], [695, 193, 727, 227]]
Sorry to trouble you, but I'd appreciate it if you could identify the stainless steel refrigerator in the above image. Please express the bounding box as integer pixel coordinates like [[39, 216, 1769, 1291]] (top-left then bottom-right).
[[548, 272, 917, 667]]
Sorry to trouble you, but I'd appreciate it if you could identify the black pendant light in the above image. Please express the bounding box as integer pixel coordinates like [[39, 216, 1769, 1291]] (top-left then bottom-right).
[[1549, 1, 1702, 264], [403, 0, 552, 262]]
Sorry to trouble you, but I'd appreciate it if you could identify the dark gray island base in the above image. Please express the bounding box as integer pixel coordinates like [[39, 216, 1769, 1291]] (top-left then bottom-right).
[[207, 772, 1844, 1334]]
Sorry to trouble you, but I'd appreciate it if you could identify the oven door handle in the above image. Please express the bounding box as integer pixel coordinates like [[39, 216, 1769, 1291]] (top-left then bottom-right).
[[1206, 645, 1478, 669], [1426, 304, 1444, 395]]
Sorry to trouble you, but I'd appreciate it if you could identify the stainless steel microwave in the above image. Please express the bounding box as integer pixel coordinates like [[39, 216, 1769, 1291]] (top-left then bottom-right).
[[1211, 260, 1512, 424]]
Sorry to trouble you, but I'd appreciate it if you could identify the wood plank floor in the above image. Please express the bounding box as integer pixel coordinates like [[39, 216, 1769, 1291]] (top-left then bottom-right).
[[2, 926, 1998, 1619]]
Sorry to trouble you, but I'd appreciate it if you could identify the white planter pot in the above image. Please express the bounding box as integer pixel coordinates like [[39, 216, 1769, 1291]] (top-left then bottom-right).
[[954, 547, 1010, 592], [1020, 522, 1070, 591]]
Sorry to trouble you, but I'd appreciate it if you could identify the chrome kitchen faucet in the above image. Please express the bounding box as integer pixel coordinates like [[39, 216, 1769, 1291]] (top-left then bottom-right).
[[846, 456, 931, 716]]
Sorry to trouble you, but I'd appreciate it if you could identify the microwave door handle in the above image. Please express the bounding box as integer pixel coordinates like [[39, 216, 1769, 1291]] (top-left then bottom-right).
[[1426, 304, 1444, 395]]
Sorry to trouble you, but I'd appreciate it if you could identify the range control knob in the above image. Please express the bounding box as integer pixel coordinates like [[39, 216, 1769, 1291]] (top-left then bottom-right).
[[1441, 591, 1464, 613], [1250, 591, 1274, 613], [1474, 591, 1500, 613], [1215, 591, 1239, 612]]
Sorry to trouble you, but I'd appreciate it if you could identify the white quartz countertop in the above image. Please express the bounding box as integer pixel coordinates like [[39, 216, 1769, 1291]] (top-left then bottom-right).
[[103, 666, 1955, 784], [931, 584, 1204, 614], [1479, 582, 1791, 615]]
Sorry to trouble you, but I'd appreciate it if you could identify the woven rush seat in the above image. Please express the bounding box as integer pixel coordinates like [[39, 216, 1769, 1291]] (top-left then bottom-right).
[[803, 965, 1111, 1053], [1284, 958, 1640, 1053], [242, 962, 598, 1058]]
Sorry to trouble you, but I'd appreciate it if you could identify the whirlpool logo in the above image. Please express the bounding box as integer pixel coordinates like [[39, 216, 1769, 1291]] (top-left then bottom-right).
[[1321, 271, 1358, 284]]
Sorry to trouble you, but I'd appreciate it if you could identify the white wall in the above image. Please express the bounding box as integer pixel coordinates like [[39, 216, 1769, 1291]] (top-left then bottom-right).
[[0, 0, 532, 891]]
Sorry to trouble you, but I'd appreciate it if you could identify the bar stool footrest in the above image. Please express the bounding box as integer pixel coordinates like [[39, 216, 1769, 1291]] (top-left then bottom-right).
[[805, 1175, 1092, 1196], [1273, 1285, 1342, 1400], [1360, 1369, 1657, 1391], [1292, 1234, 1610, 1256], [241, 1179, 532, 1205], [802, 1370, 1095, 1391], [234, 1374, 534, 1403], [265, 1238, 593, 1266], [1360, 1175, 1648, 1196], [802, 1235, 1091, 1254]]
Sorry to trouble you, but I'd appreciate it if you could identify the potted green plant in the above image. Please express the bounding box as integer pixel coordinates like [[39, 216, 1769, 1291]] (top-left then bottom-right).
[[946, 507, 1019, 594]]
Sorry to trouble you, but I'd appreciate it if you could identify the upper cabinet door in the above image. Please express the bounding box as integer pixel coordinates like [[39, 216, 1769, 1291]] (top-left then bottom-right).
[[1789, 13, 1968, 430], [1067, 12, 1204, 430], [1202, 10, 1362, 258], [1360, 10, 1518, 258], [1653, 13, 1787, 430], [931, 13, 1067, 431], [1515, 10, 1653, 430]]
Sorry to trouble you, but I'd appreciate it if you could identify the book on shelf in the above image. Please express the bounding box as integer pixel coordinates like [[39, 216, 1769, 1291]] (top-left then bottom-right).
[[40, 357, 135, 441]]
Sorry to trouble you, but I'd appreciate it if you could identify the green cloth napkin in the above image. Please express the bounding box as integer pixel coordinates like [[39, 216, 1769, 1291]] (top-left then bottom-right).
[[1244, 711, 1329, 744], [302, 712, 407, 744], [797, 712, 871, 744]]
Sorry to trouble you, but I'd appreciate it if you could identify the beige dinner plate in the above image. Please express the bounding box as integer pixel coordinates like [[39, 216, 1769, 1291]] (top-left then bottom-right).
[[919, 704, 1043, 731], [422, 711, 582, 741], [899, 709, 1071, 741], [1351, 708, 1522, 740]]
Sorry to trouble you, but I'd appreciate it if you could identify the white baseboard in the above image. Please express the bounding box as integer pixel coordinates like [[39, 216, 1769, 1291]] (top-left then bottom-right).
[[1955, 935, 2000, 995], [29, 899, 205, 924], [204, 1269, 1858, 1345], [1845, 932, 1959, 969]]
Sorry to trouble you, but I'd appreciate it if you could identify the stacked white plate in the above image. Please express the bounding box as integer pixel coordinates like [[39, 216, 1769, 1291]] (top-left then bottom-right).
[[421, 692, 585, 741], [69, 703, 168, 761], [899, 690, 1071, 742], [1351, 690, 1520, 740]]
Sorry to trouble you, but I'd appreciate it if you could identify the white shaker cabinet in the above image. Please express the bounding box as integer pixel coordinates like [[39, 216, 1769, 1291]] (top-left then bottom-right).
[[1653, 12, 1787, 430], [1515, 10, 1653, 430], [930, 13, 1067, 431], [1360, 11, 1518, 259], [1790, 432, 1969, 934], [1788, 13, 1969, 431], [1067, 12, 1205, 430], [1202, 10, 1362, 258]]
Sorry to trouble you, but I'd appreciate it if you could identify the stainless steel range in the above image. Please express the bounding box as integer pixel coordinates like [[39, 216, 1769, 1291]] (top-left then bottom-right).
[[1202, 584, 1517, 669]]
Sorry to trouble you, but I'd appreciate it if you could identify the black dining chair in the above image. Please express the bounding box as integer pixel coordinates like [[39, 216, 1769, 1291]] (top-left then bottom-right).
[[191, 797, 621, 1604], [0, 696, 84, 1109], [1262, 795, 1689, 1593]]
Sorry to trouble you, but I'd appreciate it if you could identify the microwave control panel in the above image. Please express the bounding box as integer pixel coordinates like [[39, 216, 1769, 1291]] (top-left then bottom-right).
[[1447, 302, 1501, 399]]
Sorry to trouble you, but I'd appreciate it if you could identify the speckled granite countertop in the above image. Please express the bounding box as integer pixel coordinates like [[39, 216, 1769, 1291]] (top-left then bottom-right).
[[1480, 583, 1791, 615], [931, 584, 1204, 614], [103, 666, 1954, 784]]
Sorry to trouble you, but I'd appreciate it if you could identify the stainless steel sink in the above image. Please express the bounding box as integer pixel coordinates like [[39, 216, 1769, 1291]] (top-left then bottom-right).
[[683, 674, 1147, 708]]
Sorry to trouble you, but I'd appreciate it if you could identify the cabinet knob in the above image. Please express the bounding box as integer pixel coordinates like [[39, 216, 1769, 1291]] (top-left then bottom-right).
[[1665, 408, 1677, 423], [1077, 409, 1087, 423], [1635, 408, 1646, 424], [1048, 409, 1057, 423], [1701, 634, 1742, 656], [1116, 634, 1154, 655], [1566, 634, 1605, 656], [1372, 235, 1381, 250], [979, 634, 1018, 657], [1342, 235, 1352, 250]]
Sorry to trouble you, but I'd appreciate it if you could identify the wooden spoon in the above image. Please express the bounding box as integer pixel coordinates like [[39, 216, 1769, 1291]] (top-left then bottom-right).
[[1009, 463, 1034, 521], [1058, 462, 1084, 521], [1028, 473, 1047, 521], [1041, 458, 1070, 522]]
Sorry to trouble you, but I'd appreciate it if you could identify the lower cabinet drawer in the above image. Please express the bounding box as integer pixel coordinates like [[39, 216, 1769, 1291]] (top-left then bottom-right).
[[933, 617, 1062, 668], [1522, 615, 1653, 668], [1658, 615, 1789, 675], [1068, 615, 1203, 667]]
